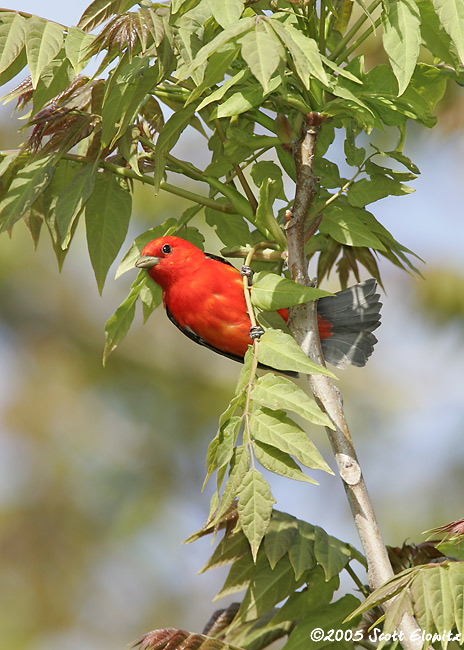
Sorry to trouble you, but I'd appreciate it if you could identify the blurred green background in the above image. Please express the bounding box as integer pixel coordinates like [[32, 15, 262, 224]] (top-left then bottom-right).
[[1, 3, 464, 649]]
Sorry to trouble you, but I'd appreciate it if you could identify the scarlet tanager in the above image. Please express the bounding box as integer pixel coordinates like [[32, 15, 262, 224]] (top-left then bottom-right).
[[135, 236, 381, 369]]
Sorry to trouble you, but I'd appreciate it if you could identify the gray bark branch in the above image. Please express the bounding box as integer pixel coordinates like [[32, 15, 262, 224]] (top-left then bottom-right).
[[285, 113, 424, 650]]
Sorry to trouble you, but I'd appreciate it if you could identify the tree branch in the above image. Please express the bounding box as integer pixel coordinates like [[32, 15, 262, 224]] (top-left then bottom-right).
[[60, 153, 236, 214], [285, 113, 425, 650]]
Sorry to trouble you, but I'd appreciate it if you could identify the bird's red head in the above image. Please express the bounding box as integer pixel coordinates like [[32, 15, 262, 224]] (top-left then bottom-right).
[[135, 236, 205, 289]]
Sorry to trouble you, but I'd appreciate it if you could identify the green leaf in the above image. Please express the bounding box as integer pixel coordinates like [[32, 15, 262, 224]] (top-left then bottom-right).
[[205, 207, 252, 247], [269, 19, 328, 88], [187, 17, 254, 76], [119, 125, 142, 176], [382, 0, 421, 95], [384, 149, 420, 174], [213, 445, 250, 523], [344, 123, 365, 167], [255, 179, 287, 248], [432, 0, 464, 64], [208, 0, 244, 28], [197, 67, 248, 111], [254, 440, 318, 485], [85, 173, 132, 293], [329, 77, 379, 127], [116, 218, 177, 278], [65, 26, 95, 74], [235, 553, 301, 624], [321, 54, 363, 84], [32, 52, 74, 116], [273, 566, 339, 623], [288, 521, 317, 581], [55, 163, 96, 248], [185, 42, 239, 106], [215, 551, 254, 599], [101, 56, 165, 150], [0, 12, 26, 75], [448, 561, 464, 635], [418, 0, 460, 66], [171, 0, 202, 16], [39, 158, 82, 267], [350, 563, 464, 646], [238, 28, 284, 93], [257, 329, 336, 377], [25, 16, 64, 89], [250, 407, 333, 474], [285, 595, 361, 650], [410, 566, 456, 647], [251, 374, 333, 428], [174, 26, 205, 86], [251, 271, 331, 310], [319, 204, 387, 250], [0, 155, 55, 233], [234, 347, 254, 397], [238, 468, 275, 561], [0, 46, 26, 89], [206, 416, 242, 483], [314, 157, 343, 189], [153, 103, 198, 192], [264, 511, 298, 570], [140, 281, 162, 322], [251, 161, 286, 200], [229, 614, 292, 650], [348, 175, 414, 207], [103, 273, 144, 364], [216, 75, 282, 118], [23, 202, 43, 248], [345, 566, 418, 620], [381, 588, 415, 643], [200, 531, 250, 573], [314, 526, 352, 581]]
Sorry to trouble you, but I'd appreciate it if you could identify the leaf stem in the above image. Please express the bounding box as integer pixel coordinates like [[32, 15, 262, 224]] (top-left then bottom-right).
[[213, 119, 258, 213], [345, 562, 370, 598], [335, 16, 382, 65], [318, 0, 327, 54], [328, 0, 382, 62], [306, 153, 375, 225], [241, 243, 272, 465]]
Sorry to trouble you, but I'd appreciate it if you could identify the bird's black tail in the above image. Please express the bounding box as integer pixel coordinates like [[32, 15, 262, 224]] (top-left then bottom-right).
[[317, 279, 382, 368]]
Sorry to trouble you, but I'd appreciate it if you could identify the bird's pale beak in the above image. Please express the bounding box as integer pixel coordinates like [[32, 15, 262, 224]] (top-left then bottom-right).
[[135, 255, 160, 269]]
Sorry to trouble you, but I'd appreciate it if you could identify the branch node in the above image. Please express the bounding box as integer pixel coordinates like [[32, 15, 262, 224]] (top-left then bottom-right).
[[337, 453, 362, 485]]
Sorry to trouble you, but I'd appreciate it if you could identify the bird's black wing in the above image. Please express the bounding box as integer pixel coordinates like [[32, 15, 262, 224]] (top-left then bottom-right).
[[165, 303, 246, 364], [165, 303, 298, 377]]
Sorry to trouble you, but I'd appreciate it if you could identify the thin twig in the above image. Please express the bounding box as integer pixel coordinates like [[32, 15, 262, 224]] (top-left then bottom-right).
[[213, 118, 258, 213], [241, 243, 268, 467], [335, 16, 382, 65], [59, 152, 236, 213]]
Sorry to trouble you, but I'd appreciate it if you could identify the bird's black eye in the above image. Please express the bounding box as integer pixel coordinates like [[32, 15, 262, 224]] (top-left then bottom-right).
[[162, 244, 172, 254]]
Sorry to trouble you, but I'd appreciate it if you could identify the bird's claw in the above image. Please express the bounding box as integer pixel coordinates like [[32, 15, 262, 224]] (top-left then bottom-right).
[[249, 325, 264, 340], [240, 265, 254, 285]]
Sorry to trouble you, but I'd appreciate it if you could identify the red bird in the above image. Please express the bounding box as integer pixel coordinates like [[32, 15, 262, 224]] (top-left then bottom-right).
[[135, 236, 381, 368]]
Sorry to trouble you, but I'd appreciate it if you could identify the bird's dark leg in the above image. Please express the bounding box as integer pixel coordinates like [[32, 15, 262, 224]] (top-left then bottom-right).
[[249, 325, 264, 340], [240, 265, 254, 285], [241, 265, 263, 339]]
